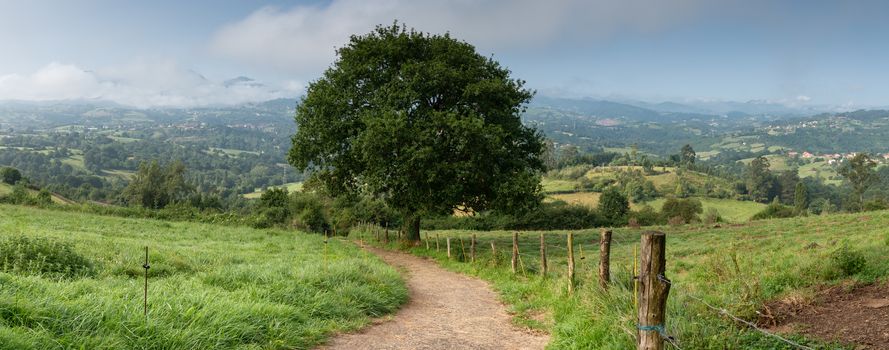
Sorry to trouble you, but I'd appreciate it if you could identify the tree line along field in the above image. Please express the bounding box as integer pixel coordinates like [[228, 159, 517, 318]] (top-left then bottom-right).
[[361, 210, 889, 348], [548, 192, 765, 222], [542, 165, 766, 222], [0, 204, 407, 349]]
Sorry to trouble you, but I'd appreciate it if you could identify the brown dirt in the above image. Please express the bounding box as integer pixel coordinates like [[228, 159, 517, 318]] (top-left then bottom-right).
[[319, 246, 550, 350], [761, 283, 889, 349]]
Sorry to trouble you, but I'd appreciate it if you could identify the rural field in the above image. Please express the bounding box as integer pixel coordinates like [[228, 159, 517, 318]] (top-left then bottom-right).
[[358, 210, 889, 349], [0, 205, 407, 350], [5, 2, 889, 349]]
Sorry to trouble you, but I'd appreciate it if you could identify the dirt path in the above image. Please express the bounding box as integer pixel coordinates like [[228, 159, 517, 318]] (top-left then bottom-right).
[[320, 246, 550, 350], [764, 282, 889, 349]]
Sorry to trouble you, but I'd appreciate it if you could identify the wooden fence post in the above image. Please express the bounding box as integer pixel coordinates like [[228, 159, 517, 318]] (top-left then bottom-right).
[[638, 231, 669, 350], [539, 233, 547, 276], [599, 229, 613, 289], [490, 241, 497, 264], [436, 234, 440, 252], [425, 232, 430, 250], [470, 234, 476, 263], [567, 232, 575, 293], [384, 224, 389, 244], [511, 232, 519, 274], [446, 237, 451, 259], [460, 238, 466, 261]]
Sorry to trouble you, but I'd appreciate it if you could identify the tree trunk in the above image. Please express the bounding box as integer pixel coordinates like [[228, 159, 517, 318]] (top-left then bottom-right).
[[403, 214, 421, 245]]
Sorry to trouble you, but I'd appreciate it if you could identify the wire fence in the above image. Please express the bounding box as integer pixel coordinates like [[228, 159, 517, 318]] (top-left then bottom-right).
[[352, 225, 819, 350], [656, 275, 815, 350]]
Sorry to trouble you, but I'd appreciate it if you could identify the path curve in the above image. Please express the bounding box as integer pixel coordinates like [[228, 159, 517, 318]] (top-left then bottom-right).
[[320, 246, 550, 350]]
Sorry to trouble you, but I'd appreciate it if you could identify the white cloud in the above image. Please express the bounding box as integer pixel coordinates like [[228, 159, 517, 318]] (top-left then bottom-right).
[[210, 0, 721, 75], [0, 61, 302, 108], [796, 95, 811, 102]]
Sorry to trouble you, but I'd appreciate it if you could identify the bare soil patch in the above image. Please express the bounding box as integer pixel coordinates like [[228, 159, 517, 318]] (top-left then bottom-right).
[[761, 283, 889, 349], [319, 246, 549, 350]]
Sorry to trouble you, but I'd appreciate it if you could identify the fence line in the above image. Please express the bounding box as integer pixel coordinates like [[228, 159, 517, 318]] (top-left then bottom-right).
[[657, 276, 815, 350], [355, 225, 814, 350]]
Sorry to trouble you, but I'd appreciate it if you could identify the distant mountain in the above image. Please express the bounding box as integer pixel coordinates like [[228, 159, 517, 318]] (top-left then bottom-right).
[[530, 96, 664, 122], [622, 100, 711, 114], [223, 76, 265, 88]]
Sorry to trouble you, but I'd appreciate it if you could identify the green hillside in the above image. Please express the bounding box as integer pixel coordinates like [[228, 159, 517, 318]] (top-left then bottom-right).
[[243, 182, 304, 199], [0, 205, 407, 349], [0, 183, 70, 204], [643, 197, 766, 222], [384, 210, 889, 348], [543, 165, 760, 221]]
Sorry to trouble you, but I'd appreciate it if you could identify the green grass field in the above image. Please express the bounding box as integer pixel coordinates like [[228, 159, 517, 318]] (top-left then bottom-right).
[[364, 210, 889, 349], [642, 197, 766, 222], [244, 182, 304, 199], [541, 178, 578, 193], [206, 147, 261, 157], [0, 205, 407, 349], [102, 169, 136, 180], [738, 154, 790, 171], [798, 160, 842, 185]]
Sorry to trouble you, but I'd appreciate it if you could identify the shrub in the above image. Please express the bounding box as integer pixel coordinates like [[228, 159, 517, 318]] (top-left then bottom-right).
[[751, 198, 796, 220], [703, 208, 722, 225], [10, 183, 31, 204], [297, 205, 330, 233], [667, 216, 684, 226], [627, 218, 640, 228], [629, 205, 662, 227], [513, 202, 602, 229], [598, 187, 629, 226], [252, 207, 289, 229], [660, 197, 703, 224], [36, 189, 53, 205], [830, 244, 866, 276], [0, 236, 96, 278], [259, 187, 290, 209], [420, 201, 603, 231], [862, 198, 889, 212], [0, 166, 22, 184], [808, 198, 835, 215]]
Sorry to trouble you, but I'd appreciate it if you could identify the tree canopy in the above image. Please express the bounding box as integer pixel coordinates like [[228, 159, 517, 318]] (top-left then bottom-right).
[[680, 144, 696, 168], [122, 160, 193, 209], [838, 153, 877, 209], [288, 24, 545, 242], [745, 156, 777, 203], [1, 167, 22, 185]]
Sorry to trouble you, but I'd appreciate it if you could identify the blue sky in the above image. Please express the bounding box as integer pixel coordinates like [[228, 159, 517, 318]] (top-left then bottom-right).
[[2, 0, 889, 107]]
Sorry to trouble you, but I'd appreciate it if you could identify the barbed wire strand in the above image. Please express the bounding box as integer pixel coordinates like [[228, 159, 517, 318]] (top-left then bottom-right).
[[656, 275, 814, 350]]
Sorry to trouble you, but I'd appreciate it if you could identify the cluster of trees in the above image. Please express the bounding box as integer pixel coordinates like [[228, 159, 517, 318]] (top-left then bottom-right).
[[0, 125, 304, 206], [1, 166, 21, 185], [0, 167, 53, 206], [738, 153, 888, 216], [251, 185, 399, 234]]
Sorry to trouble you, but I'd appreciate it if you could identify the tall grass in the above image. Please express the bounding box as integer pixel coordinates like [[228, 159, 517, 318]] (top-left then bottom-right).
[[0, 204, 407, 349], [359, 210, 889, 349]]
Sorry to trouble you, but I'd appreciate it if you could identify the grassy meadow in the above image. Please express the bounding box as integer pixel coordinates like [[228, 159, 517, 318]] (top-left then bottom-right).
[[548, 191, 765, 223], [362, 210, 889, 349], [0, 204, 407, 349], [641, 197, 766, 222], [244, 182, 305, 199]]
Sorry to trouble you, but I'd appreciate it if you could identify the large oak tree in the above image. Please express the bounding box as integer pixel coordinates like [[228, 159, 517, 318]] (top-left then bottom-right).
[[288, 24, 545, 242]]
